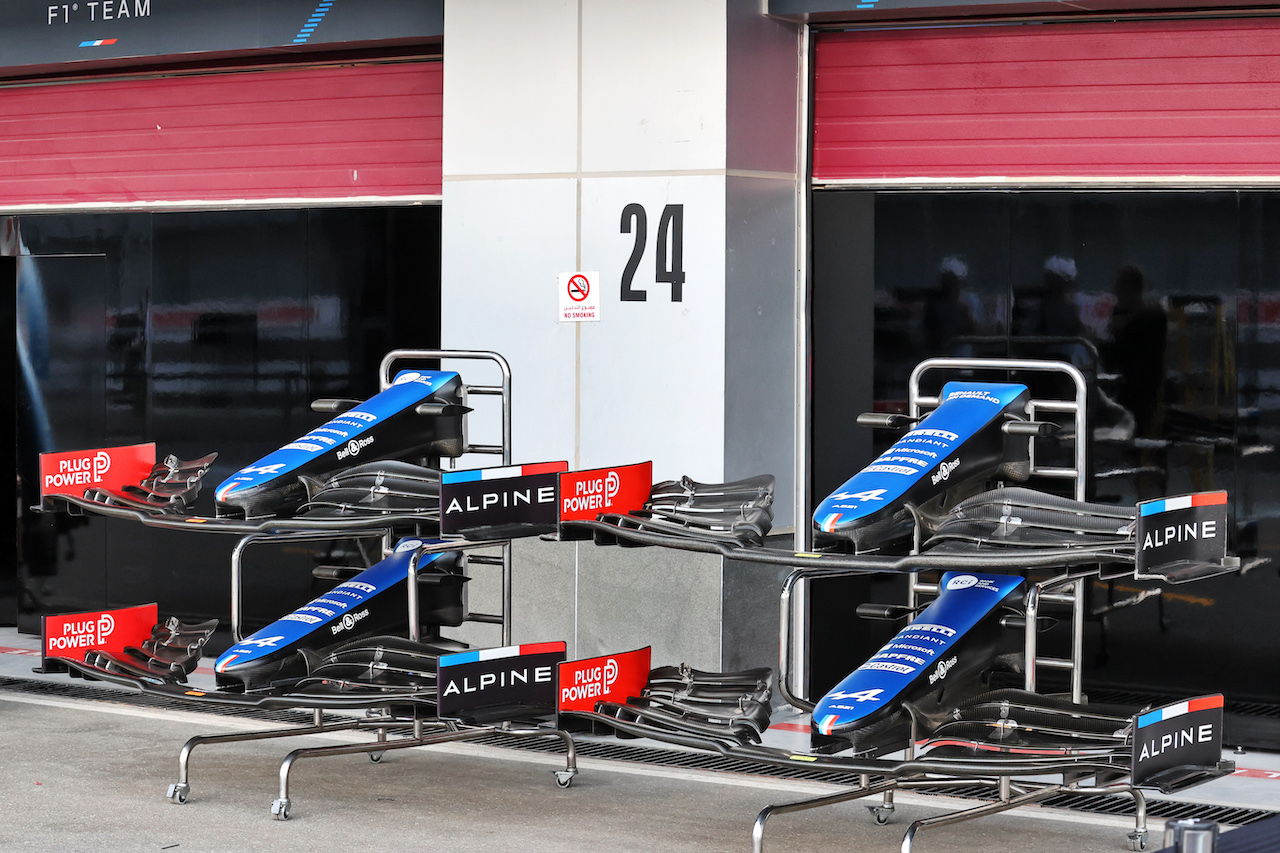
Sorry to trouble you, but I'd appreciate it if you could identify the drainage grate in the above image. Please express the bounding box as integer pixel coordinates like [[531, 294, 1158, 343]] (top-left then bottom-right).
[[463, 733, 1279, 827], [1086, 689, 1280, 721], [4, 675, 1276, 827]]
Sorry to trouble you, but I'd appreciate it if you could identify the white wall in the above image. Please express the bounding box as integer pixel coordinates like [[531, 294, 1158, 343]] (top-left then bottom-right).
[[441, 0, 801, 669], [442, 0, 730, 483]]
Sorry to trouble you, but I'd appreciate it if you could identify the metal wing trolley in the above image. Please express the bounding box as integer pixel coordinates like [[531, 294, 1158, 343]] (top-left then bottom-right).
[[563, 357, 1240, 853], [34, 349, 580, 820]]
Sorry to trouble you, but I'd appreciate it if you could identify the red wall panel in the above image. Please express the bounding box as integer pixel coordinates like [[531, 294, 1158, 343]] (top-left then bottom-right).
[[813, 18, 1280, 180], [0, 60, 442, 206]]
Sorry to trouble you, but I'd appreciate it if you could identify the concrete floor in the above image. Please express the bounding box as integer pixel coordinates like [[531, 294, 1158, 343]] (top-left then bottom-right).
[[1, 630, 1275, 853]]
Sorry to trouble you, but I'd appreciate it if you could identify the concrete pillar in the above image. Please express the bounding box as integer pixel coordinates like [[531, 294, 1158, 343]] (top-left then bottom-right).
[[441, 0, 801, 670]]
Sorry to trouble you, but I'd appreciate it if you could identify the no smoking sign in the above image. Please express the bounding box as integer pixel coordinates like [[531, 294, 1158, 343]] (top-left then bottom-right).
[[558, 271, 600, 322]]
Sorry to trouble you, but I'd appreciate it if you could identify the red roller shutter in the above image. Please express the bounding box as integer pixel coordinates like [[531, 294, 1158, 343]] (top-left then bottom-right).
[[813, 18, 1280, 181], [0, 60, 442, 206]]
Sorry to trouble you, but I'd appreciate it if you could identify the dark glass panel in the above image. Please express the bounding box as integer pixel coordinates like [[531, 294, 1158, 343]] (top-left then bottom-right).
[[14, 207, 442, 639], [810, 189, 1280, 710]]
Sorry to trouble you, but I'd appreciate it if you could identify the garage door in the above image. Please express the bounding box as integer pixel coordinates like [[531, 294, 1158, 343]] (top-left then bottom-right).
[[812, 17, 1280, 181], [0, 59, 442, 206]]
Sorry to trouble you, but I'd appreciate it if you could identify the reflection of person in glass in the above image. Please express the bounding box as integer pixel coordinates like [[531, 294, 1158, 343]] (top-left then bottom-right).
[[1017, 255, 1082, 338], [923, 255, 975, 355], [1102, 264, 1166, 439]]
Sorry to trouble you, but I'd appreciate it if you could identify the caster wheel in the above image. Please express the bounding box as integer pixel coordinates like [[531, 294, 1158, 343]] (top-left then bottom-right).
[[369, 751, 384, 763], [271, 798, 291, 821], [554, 770, 576, 789], [166, 783, 189, 805], [1126, 831, 1148, 851], [866, 804, 894, 826]]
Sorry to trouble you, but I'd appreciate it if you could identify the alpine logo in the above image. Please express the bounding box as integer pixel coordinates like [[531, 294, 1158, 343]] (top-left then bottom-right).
[[337, 436, 375, 461], [931, 458, 961, 485]]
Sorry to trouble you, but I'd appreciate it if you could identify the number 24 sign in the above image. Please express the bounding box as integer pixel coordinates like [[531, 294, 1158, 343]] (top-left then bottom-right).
[[620, 203, 685, 303]]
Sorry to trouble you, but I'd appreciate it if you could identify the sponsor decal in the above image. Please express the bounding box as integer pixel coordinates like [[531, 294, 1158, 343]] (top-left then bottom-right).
[[440, 462, 568, 536], [283, 442, 324, 453], [329, 608, 370, 635], [944, 574, 1004, 593], [928, 656, 958, 684], [1131, 695, 1224, 786], [862, 465, 918, 476], [944, 389, 1005, 405], [39, 443, 157, 499], [863, 661, 915, 674], [438, 642, 567, 720], [557, 646, 651, 713], [41, 603, 157, 668], [558, 462, 652, 522], [877, 455, 928, 468], [1135, 492, 1228, 574], [908, 428, 961, 442], [336, 435, 375, 461], [931, 458, 961, 485], [876, 652, 927, 666]]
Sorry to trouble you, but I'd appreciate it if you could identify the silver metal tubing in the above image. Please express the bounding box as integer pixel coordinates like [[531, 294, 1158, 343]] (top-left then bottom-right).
[[753, 780, 899, 853], [277, 725, 493, 806], [776, 550, 1121, 709], [274, 724, 575, 813], [407, 538, 511, 640], [493, 726, 579, 777], [502, 541, 513, 645], [1071, 576, 1086, 702], [378, 348, 512, 467], [1024, 584, 1041, 692], [908, 357, 1088, 501], [900, 785, 1063, 852], [231, 529, 390, 641], [175, 717, 364, 790], [406, 546, 422, 642], [464, 443, 504, 455]]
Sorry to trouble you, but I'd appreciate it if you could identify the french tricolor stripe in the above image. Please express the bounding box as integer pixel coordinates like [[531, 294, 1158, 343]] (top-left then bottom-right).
[[440, 462, 567, 485], [818, 713, 840, 735], [79, 39, 118, 47], [440, 642, 565, 668], [1139, 491, 1227, 517], [1136, 694, 1223, 729], [819, 512, 842, 532]]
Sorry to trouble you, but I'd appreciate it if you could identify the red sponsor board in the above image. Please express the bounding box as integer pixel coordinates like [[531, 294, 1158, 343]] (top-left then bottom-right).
[[39, 443, 156, 500], [42, 603, 158, 668], [558, 461, 652, 522], [557, 646, 651, 713]]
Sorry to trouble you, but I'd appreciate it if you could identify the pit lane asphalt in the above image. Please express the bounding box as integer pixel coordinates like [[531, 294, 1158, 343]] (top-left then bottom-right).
[[6, 623, 1276, 853], [0, 685, 1166, 853]]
